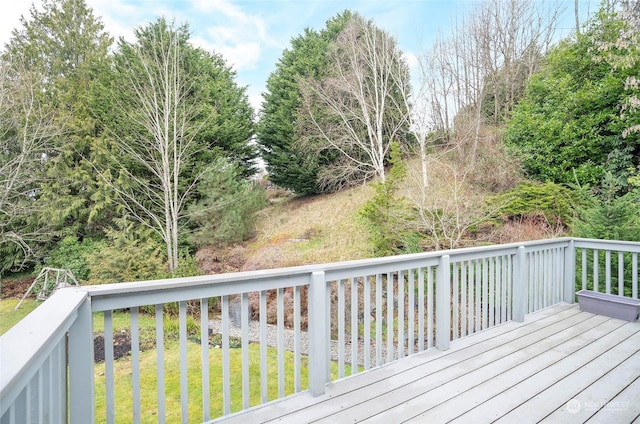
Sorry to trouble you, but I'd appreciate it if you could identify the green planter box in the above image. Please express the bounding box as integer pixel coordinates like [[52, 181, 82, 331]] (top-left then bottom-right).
[[577, 290, 640, 321]]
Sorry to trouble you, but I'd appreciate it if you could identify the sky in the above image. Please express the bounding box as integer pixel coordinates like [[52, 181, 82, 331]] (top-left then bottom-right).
[[0, 0, 597, 112]]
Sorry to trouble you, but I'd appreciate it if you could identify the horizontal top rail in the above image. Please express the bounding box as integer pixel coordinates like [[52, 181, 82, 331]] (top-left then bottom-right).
[[573, 238, 640, 253], [0, 288, 88, 415], [84, 238, 579, 311]]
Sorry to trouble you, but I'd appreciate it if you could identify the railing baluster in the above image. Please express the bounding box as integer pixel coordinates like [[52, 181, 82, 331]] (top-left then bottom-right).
[[338, 280, 345, 378], [41, 351, 50, 423], [241, 293, 250, 407], [375, 274, 383, 366], [633, 253, 638, 299], [350, 277, 358, 374], [386, 272, 394, 363], [104, 310, 115, 424], [460, 261, 467, 336], [452, 262, 459, 340], [594, 249, 599, 292], [221, 296, 230, 415], [37, 361, 43, 423], [155, 304, 165, 423], [544, 249, 550, 307], [482, 258, 489, 330], [468, 261, 475, 333], [605, 250, 612, 294], [495, 256, 502, 324], [618, 251, 624, 296], [54, 338, 65, 422], [427, 266, 434, 348], [293, 287, 301, 389], [506, 255, 512, 321], [322, 280, 331, 385], [364, 276, 371, 369], [179, 300, 189, 423], [475, 260, 481, 332], [407, 270, 415, 355], [398, 270, 405, 358], [130, 307, 141, 424], [530, 251, 536, 311], [488, 258, 495, 328], [277, 288, 285, 398], [201, 298, 211, 420], [417, 270, 425, 352], [259, 290, 267, 402], [582, 248, 588, 290]]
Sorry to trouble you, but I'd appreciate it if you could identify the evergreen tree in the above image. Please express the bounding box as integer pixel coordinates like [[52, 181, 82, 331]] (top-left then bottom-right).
[[102, 18, 255, 273], [506, 6, 640, 187], [3, 0, 113, 239], [257, 12, 352, 195]]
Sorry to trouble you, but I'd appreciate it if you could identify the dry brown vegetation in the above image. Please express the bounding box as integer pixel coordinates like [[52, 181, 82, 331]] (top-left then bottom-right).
[[197, 184, 375, 273]]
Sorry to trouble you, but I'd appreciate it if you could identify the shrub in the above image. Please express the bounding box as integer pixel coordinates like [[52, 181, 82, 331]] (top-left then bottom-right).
[[489, 181, 578, 228], [188, 158, 266, 248], [41, 236, 98, 282], [572, 172, 640, 241], [359, 143, 420, 256], [85, 221, 166, 284]]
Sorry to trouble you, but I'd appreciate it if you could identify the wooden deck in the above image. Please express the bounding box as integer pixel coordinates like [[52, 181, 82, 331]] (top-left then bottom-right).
[[211, 303, 640, 423]]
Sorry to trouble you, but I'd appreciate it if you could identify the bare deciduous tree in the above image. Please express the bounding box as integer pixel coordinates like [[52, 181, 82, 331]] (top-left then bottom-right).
[[104, 22, 208, 274], [402, 0, 564, 249], [0, 55, 63, 269], [299, 15, 411, 189]]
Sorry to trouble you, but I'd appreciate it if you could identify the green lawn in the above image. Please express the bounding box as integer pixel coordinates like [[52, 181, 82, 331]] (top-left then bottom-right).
[[2, 301, 350, 423], [94, 340, 320, 423], [0, 298, 40, 335]]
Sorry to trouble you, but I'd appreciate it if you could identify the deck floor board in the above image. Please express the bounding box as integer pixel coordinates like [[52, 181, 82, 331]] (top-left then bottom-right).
[[210, 304, 640, 424]]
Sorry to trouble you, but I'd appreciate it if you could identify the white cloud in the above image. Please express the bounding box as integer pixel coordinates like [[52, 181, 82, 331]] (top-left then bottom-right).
[[188, 0, 277, 72], [191, 34, 261, 71], [0, 2, 41, 47]]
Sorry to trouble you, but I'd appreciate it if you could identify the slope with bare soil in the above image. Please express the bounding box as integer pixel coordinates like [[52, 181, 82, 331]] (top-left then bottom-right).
[[197, 184, 375, 274]]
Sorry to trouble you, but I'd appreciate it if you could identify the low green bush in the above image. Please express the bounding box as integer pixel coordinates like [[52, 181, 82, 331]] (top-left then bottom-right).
[[489, 181, 578, 227]]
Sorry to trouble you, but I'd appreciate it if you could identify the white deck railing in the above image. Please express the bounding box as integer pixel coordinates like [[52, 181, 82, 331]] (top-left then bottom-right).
[[1, 238, 638, 423]]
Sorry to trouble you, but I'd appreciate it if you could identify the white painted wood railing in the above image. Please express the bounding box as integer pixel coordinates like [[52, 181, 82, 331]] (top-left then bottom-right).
[[1, 238, 638, 423]]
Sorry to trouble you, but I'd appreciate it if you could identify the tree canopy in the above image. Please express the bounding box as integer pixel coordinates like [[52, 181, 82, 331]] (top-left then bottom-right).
[[506, 7, 640, 187], [257, 11, 352, 195]]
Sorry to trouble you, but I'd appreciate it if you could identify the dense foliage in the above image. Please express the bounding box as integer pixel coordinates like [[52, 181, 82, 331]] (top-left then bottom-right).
[[490, 181, 579, 228], [187, 158, 266, 248], [257, 12, 351, 195], [0, 0, 261, 278], [359, 143, 418, 256], [3, 0, 639, 279], [506, 9, 640, 188]]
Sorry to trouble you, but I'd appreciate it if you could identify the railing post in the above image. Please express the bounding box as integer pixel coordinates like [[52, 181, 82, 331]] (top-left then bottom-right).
[[68, 293, 94, 423], [513, 246, 527, 322], [308, 271, 328, 396], [563, 239, 576, 303], [436, 255, 451, 351]]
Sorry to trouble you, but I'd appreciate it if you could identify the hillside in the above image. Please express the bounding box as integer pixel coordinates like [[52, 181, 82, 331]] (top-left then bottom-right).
[[196, 184, 376, 274], [196, 153, 562, 275]]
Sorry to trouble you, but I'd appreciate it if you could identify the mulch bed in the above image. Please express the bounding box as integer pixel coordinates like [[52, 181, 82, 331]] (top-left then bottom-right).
[[1, 276, 35, 299], [92, 331, 236, 363]]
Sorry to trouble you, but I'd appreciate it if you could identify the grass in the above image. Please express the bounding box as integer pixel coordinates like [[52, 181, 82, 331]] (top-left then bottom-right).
[[248, 184, 375, 266], [0, 298, 40, 335], [94, 337, 349, 423]]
